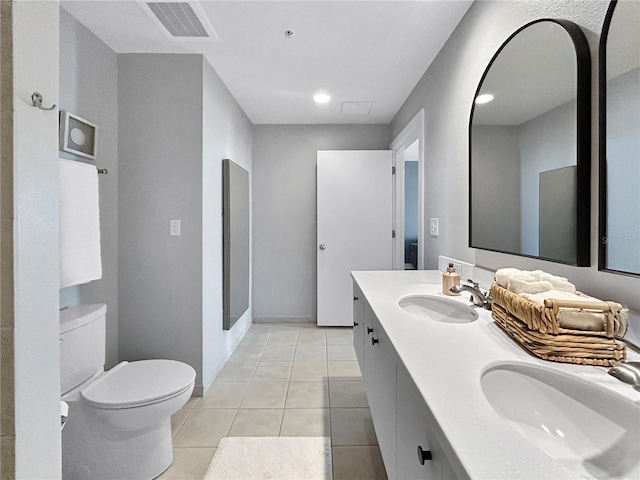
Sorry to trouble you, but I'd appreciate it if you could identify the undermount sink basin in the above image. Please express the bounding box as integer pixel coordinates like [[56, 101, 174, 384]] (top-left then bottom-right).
[[398, 295, 479, 323], [481, 362, 640, 479]]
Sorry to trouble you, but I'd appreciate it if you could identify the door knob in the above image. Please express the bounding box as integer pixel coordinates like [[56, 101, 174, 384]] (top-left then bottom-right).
[[319, 244, 326, 250]]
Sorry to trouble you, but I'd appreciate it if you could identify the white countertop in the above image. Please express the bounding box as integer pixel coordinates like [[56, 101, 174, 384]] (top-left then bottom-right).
[[352, 270, 640, 480]]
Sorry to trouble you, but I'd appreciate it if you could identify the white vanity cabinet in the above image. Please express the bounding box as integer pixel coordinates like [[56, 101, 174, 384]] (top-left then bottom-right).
[[352, 282, 365, 370], [363, 302, 397, 480], [396, 365, 459, 479], [353, 279, 463, 480]]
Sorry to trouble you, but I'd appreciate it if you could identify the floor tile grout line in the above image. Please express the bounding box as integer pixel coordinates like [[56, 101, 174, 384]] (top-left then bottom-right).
[[326, 329, 337, 480], [166, 323, 383, 478]]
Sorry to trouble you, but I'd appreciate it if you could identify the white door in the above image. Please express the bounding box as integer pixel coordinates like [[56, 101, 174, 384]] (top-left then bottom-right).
[[317, 150, 393, 326]]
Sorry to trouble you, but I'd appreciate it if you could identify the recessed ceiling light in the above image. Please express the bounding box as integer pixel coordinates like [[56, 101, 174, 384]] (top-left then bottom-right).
[[475, 94, 494, 104], [313, 93, 331, 104]]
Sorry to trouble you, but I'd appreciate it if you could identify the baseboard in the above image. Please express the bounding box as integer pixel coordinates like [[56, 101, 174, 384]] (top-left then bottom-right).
[[253, 316, 316, 324], [192, 385, 204, 397]]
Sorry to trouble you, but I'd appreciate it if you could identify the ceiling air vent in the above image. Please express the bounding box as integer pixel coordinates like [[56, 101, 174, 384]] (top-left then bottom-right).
[[144, 2, 218, 40], [341, 102, 373, 116]]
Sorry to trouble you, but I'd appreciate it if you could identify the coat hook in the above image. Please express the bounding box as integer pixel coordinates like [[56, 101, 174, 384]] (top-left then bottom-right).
[[31, 92, 56, 111]]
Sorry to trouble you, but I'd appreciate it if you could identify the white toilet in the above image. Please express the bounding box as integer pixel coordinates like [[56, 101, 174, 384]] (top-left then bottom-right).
[[60, 304, 196, 480]]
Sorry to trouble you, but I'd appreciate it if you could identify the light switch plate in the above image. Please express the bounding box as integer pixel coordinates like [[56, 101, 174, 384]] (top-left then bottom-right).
[[429, 217, 439, 236], [170, 219, 181, 236]]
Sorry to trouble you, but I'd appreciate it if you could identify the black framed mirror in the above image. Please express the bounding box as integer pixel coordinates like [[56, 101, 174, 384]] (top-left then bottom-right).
[[599, 0, 640, 276], [469, 19, 591, 266]]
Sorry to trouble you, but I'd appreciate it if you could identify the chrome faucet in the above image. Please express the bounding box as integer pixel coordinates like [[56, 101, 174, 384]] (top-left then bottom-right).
[[450, 280, 493, 310], [608, 362, 640, 390]]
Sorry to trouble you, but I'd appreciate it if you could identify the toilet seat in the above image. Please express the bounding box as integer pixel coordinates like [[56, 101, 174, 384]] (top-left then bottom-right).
[[81, 359, 196, 410]]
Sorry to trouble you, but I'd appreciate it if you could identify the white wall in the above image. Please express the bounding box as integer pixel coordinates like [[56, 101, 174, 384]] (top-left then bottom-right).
[[252, 125, 390, 321], [59, 7, 119, 368], [391, 0, 640, 315], [13, 2, 61, 477], [201, 58, 253, 392]]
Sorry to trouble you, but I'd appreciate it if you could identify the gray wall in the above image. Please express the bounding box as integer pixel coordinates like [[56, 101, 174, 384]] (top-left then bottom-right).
[[201, 59, 253, 390], [252, 125, 390, 320], [519, 99, 576, 256], [59, 8, 119, 368], [118, 54, 205, 385], [391, 0, 640, 314], [471, 125, 521, 253], [118, 54, 253, 393]]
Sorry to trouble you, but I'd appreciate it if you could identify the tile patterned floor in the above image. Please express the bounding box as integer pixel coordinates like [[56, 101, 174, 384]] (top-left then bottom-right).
[[157, 323, 388, 480]]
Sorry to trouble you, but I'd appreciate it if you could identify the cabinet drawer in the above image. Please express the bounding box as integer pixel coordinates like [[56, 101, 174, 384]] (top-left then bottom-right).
[[396, 366, 458, 479]]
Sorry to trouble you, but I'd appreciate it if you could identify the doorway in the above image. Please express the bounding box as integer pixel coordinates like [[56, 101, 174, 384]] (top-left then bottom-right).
[[403, 141, 419, 269], [391, 109, 425, 270]]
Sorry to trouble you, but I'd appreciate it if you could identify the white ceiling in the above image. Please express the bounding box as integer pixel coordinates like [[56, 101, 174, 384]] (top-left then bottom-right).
[[61, 0, 473, 124]]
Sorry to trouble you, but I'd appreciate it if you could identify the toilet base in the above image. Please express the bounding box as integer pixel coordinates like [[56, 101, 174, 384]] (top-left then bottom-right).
[[62, 402, 174, 480]]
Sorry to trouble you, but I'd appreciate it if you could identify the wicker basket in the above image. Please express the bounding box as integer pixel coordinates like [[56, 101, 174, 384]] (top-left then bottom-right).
[[490, 283, 626, 366]]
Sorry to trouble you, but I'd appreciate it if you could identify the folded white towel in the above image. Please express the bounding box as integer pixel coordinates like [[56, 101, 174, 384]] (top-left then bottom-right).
[[558, 310, 607, 332], [59, 158, 102, 288], [496, 268, 577, 294], [495, 268, 525, 288], [538, 272, 576, 294], [507, 276, 553, 294], [520, 290, 601, 305]]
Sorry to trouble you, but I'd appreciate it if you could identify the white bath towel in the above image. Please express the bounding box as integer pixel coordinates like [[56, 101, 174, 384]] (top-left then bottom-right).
[[495, 268, 524, 288], [59, 158, 102, 288], [496, 268, 576, 294], [507, 276, 553, 294], [520, 289, 601, 305], [538, 272, 576, 294]]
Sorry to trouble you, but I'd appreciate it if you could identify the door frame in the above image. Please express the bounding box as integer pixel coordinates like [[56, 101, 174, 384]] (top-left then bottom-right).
[[390, 109, 425, 270]]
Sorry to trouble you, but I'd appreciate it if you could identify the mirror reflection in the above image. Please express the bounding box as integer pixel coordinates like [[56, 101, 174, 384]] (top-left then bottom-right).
[[470, 20, 590, 265], [223, 159, 250, 330], [602, 0, 640, 275]]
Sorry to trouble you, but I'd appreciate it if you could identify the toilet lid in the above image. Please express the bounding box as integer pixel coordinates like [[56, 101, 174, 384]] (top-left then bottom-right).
[[81, 360, 196, 409]]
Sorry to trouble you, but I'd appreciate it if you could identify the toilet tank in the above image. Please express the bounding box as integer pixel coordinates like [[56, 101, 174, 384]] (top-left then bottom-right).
[[60, 304, 107, 395]]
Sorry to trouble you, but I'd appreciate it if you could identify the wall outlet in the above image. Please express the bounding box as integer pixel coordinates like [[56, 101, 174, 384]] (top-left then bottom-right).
[[429, 217, 439, 236], [170, 219, 181, 236]]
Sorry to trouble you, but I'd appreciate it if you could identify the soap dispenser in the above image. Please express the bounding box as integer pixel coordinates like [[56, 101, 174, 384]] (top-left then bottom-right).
[[442, 263, 460, 295]]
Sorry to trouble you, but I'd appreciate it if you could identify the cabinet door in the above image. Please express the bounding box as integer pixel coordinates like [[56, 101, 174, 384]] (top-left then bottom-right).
[[353, 282, 365, 371], [396, 365, 458, 479], [365, 310, 397, 480], [363, 301, 376, 390]]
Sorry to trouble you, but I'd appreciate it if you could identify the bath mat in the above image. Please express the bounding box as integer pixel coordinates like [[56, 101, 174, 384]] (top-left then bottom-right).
[[204, 436, 332, 480]]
